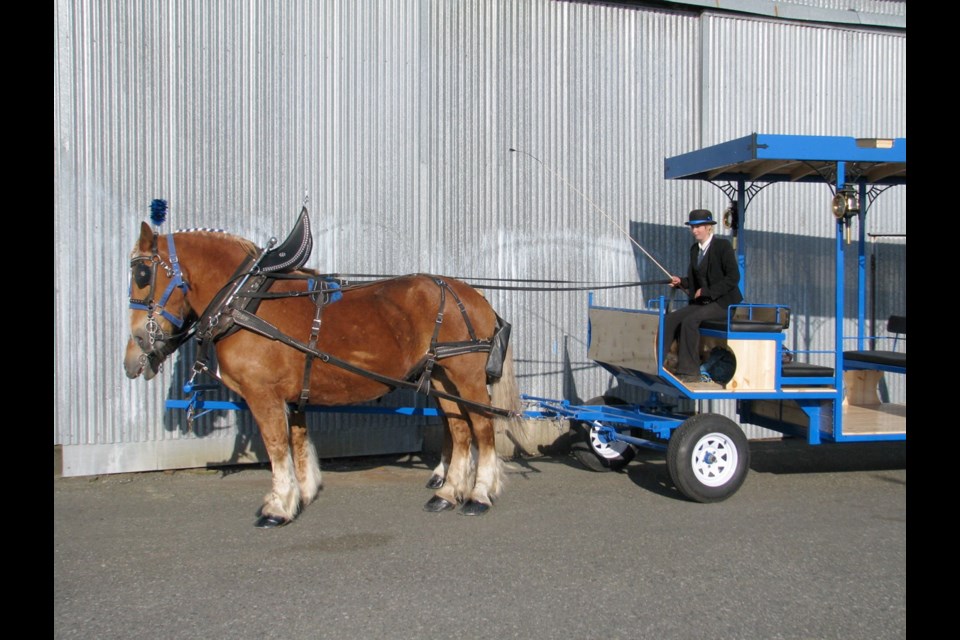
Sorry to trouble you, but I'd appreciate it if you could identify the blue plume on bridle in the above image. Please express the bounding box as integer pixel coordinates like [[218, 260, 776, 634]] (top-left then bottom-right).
[[150, 199, 168, 227]]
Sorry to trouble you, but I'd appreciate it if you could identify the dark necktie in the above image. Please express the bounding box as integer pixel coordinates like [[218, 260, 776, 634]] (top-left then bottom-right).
[[697, 247, 705, 265]]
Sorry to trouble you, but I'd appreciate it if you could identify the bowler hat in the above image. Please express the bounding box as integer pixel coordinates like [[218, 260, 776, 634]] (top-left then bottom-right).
[[686, 209, 717, 226]]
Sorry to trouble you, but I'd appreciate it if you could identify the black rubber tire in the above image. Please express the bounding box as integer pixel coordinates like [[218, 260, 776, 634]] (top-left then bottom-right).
[[569, 396, 636, 472], [666, 413, 750, 503]]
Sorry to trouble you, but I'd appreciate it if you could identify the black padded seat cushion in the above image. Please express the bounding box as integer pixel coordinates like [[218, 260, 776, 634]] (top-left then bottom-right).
[[782, 362, 834, 378], [701, 319, 786, 333], [843, 350, 907, 368]]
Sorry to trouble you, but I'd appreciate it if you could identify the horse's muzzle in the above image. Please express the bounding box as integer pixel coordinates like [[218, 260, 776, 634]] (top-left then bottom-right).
[[124, 338, 162, 380]]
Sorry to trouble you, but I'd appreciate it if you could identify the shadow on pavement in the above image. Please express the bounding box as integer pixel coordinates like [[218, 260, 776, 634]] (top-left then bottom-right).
[[533, 436, 907, 502], [747, 438, 907, 475]]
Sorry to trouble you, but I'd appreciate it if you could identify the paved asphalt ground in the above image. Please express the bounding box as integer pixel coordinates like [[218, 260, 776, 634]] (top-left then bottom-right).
[[54, 439, 906, 640]]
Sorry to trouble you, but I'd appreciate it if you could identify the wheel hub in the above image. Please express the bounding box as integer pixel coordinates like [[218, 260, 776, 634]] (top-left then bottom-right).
[[691, 432, 738, 487]]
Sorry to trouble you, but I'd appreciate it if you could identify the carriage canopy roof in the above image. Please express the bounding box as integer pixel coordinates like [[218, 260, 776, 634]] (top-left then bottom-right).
[[663, 133, 906, 186]]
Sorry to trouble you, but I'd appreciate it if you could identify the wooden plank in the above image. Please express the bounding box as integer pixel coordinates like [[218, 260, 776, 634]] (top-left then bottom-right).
[[843, 370, 884, 406], [701, 336, 778, 391], [841, 403, 906, 435], [747, 400, 905, 436]]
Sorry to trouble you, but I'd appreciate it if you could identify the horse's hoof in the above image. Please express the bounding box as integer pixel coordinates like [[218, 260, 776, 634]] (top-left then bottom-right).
[[255, 513, 292, 528], [425, 474, 444, 490], [460, 500, 491, 516], [423, 496, 456, 512]]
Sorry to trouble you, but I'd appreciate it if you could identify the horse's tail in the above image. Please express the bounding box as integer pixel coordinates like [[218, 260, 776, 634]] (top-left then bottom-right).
[[489, 342, 522, 414], [490, 342, 567, 458]]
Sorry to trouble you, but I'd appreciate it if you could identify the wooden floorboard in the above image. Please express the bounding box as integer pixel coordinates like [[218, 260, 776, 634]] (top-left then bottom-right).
[[841, 403, 906, 435]]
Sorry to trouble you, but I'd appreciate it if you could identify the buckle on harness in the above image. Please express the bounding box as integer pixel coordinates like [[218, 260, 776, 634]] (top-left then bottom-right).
[[416, 354, 437, 395]]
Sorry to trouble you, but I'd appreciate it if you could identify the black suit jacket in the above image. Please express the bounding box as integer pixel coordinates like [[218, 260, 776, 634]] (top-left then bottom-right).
[[679, 236, 743, 308]]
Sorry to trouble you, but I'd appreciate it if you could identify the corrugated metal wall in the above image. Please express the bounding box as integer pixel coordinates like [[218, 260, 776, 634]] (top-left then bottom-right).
[[54, 0, 906, 476]]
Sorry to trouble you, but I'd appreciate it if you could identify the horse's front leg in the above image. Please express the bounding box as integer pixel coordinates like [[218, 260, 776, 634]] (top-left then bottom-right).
[[289, 410, 323, 506], [246, 398, 302, 528]]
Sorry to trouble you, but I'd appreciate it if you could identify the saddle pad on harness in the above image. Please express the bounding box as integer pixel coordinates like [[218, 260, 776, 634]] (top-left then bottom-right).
[[260, 207, 313, 273]]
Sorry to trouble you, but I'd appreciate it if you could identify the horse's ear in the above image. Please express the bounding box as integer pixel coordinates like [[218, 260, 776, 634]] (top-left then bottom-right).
[[138, 222, 154, 251]]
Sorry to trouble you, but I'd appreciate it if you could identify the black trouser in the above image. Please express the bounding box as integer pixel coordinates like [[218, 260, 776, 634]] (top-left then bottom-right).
[[662, 302, 727, 376]]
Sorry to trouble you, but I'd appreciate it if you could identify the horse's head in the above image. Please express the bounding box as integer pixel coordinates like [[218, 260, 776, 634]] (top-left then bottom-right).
[[124, 222, 197, 380]]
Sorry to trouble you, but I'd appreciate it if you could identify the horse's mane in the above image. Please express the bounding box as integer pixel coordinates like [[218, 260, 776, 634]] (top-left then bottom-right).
[[173, 228, 325, 277], [174, 227, 259, 259]]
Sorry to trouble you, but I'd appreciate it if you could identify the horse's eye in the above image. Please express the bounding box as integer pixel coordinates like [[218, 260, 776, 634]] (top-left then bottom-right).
[[133, 264, 152, 288]]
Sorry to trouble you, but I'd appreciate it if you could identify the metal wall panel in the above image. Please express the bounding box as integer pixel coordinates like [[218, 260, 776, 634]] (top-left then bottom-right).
[[54, 0, 906, 475]]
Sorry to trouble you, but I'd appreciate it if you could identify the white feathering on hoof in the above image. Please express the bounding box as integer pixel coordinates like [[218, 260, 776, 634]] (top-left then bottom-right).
[[472, 452, 505, 503], [265, 455, 302, 520]]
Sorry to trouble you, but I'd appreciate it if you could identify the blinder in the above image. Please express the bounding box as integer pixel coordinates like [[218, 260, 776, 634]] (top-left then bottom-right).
[[132, 261, 152, 289]]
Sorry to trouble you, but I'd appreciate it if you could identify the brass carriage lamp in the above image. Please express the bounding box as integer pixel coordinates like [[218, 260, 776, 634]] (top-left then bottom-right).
[[831, 185, 859, 244], [723, 199, 739, 249]]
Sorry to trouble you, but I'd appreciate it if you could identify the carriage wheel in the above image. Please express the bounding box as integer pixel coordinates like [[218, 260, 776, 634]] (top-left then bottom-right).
[[666, 413, 749, 503], [570, 396, 636, 472]]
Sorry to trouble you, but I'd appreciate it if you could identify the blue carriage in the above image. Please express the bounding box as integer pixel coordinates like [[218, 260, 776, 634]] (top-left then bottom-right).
[[525, 133, 906, 502]]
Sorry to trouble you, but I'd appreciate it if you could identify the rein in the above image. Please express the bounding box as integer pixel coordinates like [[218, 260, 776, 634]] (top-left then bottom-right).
[[228, 273, 672, 297], [130, 226, 665, 420]]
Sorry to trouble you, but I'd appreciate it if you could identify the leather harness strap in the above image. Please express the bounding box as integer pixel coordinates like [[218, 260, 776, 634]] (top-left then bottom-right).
[[297, 279, 328, 412], [187, 272, 514, 418], [226, 306, 512, 417]]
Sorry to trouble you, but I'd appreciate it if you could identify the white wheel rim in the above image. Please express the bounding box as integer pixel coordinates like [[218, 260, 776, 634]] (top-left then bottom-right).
[[589, 426, 632, 460], [689, 431, 739, 487]]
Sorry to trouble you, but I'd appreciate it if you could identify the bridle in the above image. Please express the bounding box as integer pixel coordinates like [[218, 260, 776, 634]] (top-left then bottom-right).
[[128, 231, 195, 372]]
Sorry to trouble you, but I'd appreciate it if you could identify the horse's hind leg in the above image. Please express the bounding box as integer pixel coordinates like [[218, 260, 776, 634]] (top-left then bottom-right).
[[426, 426, 451, 489], [461, 409, 503, 516], [427, 361, 503, 516], [289, 410, 323, 506]]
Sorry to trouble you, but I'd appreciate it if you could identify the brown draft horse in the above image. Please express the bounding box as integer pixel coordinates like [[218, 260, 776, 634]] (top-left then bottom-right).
[[124, 211, 522, 527]]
